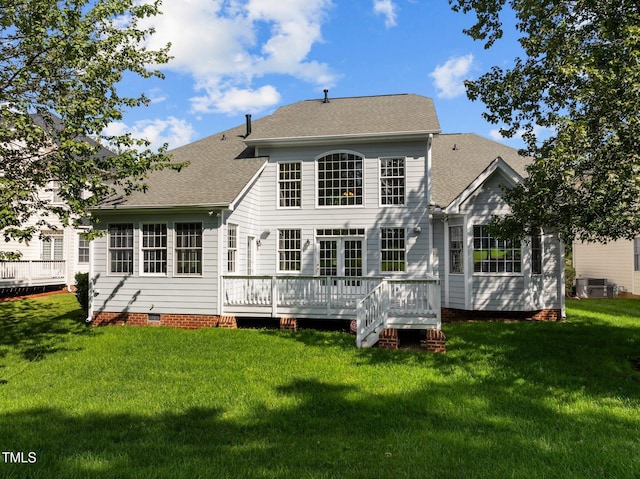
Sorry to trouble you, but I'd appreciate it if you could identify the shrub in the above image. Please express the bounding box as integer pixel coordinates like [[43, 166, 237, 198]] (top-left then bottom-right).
[[565, 258, 576, 296], [75, 272, 89, 316]]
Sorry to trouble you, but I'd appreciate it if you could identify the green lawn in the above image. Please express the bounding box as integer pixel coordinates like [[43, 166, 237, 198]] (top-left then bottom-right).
[[1, 294, 639, 478]]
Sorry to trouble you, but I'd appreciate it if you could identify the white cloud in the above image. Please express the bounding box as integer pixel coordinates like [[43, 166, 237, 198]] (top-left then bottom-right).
[[191, 84, 281, 115], [430, 54, 474, 99], [104, 117, 197, 150], [373, 0, 397, 28], [147, 88, 167, 104], [140, 0, 336, 115]]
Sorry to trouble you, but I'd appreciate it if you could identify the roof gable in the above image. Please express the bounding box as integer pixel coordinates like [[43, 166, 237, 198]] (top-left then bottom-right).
[[444, 157, 523, 214], [431, 133, 529, 209]]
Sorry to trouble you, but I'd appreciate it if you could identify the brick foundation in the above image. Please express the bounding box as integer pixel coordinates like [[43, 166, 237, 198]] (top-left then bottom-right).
[[92, 311, 222, 329], [422, 329, 446, 353], [378, 328, 399, 349], [279, 317, 298, 331], [218, 316, 238, 329], [442, 308, 562, 323]]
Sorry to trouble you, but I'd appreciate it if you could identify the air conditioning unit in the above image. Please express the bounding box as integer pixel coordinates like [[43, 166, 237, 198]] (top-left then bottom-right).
[[576, 278, 614, 298]]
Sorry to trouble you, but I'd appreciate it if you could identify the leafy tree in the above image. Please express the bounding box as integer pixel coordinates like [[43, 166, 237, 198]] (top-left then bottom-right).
[[0, 0, 176, 256], [450, 0, 640, 243]]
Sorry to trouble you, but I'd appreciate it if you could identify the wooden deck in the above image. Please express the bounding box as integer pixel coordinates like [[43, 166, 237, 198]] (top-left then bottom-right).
[[222, 275, 441, 347]]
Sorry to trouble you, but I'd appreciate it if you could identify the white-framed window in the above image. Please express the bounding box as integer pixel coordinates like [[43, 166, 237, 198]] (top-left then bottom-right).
[[49, 180, 64, 204], [634, 238, 640, 271], [227, 224, 237, 273], [278, 229, 301, 271], [175, 223, 202, 275], [78, 237, 90, 264], [41, 231, 64, 261], [278, 162, 302, 208], [317, 152, 363, 206], [380, 227, 406, 273], [247, 237, 256, 275], [473, 225, 521, 273], [141, 223, 167, 275], [449, 225, 464, 274], [109, 224, 134, 274], [380, 157, 405, 206]]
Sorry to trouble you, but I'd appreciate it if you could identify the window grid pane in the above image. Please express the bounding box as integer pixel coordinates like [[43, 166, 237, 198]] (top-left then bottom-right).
[[380, 157, 405, 205], [78, 238, 90, 264], [227, 224, 237, 272], [279, 162, 302, 207], [109, 224, 134, 273], [449, 226, 464, 274], [381, 228, 406, 272], [176, 223, 202, 275], [141, 224, 167, 274], [317, 152, 363, 206], [473, 225, 521, 273], [278, 229, 301, 271]]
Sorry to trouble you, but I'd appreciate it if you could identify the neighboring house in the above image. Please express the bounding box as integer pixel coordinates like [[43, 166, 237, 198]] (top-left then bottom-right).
[[0, 114, 108, 293], [89, 93, 565, 348], [0, 180, 91, 292], [573, 239, 640, 296]]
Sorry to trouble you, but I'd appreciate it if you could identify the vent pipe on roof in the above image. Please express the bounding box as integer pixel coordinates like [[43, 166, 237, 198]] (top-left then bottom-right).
[[245, 114, 252, 137], [323, 89, 329, 103]]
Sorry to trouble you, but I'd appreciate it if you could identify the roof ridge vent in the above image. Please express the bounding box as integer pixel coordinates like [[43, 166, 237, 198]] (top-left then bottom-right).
[[323, 89, 329, 103]]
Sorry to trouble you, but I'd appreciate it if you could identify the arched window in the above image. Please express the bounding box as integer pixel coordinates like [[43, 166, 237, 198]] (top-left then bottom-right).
[[317, 152, 363, 206]]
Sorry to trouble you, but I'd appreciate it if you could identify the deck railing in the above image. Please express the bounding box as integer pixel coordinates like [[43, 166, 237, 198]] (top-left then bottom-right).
[[0, 260, 66, 285], [387, 278, 441, 321], [223, 275, 383, 315]]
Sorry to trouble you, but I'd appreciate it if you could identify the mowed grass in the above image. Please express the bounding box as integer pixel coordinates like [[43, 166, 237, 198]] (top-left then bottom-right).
[[0, 294, 639, 478]]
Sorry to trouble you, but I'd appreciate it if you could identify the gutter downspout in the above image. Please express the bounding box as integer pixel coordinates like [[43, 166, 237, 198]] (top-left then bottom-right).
[[86, 235, 94, 323], [426, 133, 434, 276]]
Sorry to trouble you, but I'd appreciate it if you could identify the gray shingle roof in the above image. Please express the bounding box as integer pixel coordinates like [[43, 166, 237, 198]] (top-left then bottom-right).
[[431, 133, 530, 208], [247, 94, 441, 142], [100, 123, 267, 209]]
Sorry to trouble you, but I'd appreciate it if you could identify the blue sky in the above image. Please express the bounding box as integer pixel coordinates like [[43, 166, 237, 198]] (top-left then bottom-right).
[[107, 0, 531, 151]]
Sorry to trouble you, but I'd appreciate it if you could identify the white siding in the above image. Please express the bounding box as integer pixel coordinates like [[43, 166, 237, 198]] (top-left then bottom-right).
[[573, 239, 634, 293], [227, 176, 262, 274], [240, 140, 431, 278], [459, 171, 563, 311], [91, 212, 220, 315]]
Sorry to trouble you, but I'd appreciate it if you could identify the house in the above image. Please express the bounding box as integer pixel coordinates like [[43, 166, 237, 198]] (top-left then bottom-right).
[[0, 181, 91, 294], [0, 113, 115, 294], [88, 93, 565, 348], [573, 239, 640, 296]]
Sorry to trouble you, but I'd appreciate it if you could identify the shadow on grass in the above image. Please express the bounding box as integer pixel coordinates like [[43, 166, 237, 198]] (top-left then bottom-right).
[[266, 301, 640, 396], [0, 297, 93, 363], [2, 374, 639, 479]]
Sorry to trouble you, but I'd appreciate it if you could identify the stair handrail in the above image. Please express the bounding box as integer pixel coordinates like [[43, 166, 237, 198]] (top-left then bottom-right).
[[356, 279, 388, 347]]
